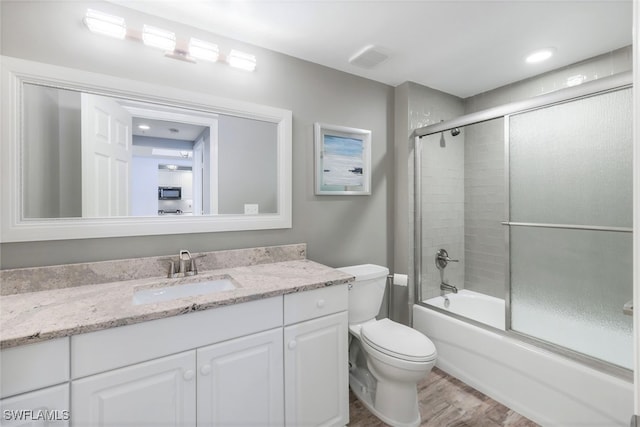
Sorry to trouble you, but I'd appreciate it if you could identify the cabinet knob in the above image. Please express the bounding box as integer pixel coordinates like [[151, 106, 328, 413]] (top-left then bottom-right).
[[200, 364, 211, 376], [183, 369, 195, 381], [288, 340, 297, 350], [316, 299, 325, 308]]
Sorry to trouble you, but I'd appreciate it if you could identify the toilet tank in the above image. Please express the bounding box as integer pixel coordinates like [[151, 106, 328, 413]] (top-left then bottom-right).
[[337, 264, 389, 325]]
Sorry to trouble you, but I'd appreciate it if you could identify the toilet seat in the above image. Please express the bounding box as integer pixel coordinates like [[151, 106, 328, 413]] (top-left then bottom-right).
[[361, 319, 436, 363]]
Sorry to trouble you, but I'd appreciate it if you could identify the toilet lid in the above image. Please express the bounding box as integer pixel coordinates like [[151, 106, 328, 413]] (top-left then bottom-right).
[[361, 319, 437, 363]]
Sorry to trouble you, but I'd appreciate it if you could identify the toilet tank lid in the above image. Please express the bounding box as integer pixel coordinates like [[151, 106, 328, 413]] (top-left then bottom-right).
[[336, 264, 389, 281]]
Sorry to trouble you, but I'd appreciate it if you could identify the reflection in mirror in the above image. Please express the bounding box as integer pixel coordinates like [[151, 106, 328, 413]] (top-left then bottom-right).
[[22, 83, 278, 219]]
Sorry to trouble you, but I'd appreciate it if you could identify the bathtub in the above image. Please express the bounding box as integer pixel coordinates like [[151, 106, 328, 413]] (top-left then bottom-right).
[[414, 290, 634, 426]]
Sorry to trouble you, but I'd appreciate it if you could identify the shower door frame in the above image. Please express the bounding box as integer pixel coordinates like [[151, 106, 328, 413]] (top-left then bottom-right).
[[413, 71, 633, 378]]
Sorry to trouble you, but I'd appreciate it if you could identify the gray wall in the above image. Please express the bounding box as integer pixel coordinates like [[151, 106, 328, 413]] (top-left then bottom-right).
[[23, 85, 81, 219], [218, 115, 277, 214], [0, 1, 394, 270]]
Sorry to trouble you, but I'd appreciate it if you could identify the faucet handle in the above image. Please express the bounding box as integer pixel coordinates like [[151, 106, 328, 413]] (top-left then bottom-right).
[[167, 260, 177, 278], [436, 249, 459, 270]]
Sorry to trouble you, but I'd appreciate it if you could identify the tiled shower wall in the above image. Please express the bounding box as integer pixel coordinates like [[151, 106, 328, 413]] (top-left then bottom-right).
[[463, 119, 505, 298], [421, 130, 465, 299], [405, 83, 465, 301]]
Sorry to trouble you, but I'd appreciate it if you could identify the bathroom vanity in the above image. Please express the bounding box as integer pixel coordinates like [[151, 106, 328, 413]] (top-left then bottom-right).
[[0, 244, 353, 427]]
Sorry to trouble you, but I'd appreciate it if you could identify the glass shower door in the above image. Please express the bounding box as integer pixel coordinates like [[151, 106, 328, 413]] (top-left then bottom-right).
[[508, 87, 633, 369]]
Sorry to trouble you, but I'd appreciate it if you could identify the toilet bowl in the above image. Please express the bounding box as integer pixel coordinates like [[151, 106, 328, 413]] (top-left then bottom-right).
[[338, 265, 437, 427]]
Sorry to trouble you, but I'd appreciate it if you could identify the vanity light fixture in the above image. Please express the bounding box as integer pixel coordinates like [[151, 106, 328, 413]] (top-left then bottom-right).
[[525, 48, 555, 64], [138, 124, 150, 130], [142, 25, 176, 51], [83, 10, 257, 71], [189, 38, 219, 62], [228, 50, 257, 72], [84, 9, 126, 39]]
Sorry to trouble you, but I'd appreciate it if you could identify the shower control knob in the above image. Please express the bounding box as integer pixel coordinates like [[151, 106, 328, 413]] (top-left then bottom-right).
[[436, 249, 459, 270]]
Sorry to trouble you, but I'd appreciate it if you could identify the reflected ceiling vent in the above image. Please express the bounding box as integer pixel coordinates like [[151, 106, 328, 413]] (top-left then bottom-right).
[[348, 45, 389, 69]]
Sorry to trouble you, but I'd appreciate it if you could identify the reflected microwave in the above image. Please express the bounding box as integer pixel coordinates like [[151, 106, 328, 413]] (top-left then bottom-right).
[[158, 186, 182, 200]]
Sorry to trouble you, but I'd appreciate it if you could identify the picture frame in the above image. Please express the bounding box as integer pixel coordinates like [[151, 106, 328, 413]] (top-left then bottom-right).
[[314, 122, 372, 195]]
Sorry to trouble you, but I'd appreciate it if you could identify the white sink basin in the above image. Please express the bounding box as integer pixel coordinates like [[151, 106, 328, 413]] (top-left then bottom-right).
[[132, 278, 236, 305]]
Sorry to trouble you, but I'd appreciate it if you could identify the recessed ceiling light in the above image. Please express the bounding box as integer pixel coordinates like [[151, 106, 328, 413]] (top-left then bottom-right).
[[138, 124, 150, 130], [84, 9, 126, 39], [142, 25, 176, 51], [525, 48, 556, 64]]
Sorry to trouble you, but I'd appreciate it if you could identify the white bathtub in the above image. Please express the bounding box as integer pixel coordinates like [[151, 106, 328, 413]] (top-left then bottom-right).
[[425, 290, 505, 330], [414, 291, 634, 426]]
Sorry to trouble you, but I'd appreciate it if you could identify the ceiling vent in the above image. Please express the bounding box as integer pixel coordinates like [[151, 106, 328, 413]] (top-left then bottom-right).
[[348, 45, 389, 69]]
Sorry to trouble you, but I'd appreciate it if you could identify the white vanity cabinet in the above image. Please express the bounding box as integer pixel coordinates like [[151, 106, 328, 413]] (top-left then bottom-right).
[[0, 385, 69, 427], [197, 328, 284, 426], [69, 297, 282, 427], [2, 283, 348, 427], [0, 338, 70, 427], [284, 285, 349, 427], [71, 352, 196, 427]]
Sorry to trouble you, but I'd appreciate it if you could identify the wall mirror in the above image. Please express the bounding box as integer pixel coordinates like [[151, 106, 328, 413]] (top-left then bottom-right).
[[1, 56, 292, 242]]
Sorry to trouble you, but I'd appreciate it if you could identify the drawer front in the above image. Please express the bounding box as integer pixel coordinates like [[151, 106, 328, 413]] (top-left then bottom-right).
[[72, 296, 282, 379], [284, 285, 348, 325], [0, 338, 69, 399], [0, 383, 69, 426]]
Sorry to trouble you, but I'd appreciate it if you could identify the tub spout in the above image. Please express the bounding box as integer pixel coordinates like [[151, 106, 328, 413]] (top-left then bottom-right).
[[440, 282, 458, 294]]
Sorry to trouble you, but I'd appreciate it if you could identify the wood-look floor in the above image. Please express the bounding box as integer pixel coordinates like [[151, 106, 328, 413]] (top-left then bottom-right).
[[348, 367, 539, 427]]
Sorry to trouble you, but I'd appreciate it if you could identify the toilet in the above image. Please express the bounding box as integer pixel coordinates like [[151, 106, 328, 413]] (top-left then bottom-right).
[[338, 264, 437, 427]]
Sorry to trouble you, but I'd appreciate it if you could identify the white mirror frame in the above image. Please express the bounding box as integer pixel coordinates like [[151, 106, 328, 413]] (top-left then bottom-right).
[[0, 56, 292, 242]]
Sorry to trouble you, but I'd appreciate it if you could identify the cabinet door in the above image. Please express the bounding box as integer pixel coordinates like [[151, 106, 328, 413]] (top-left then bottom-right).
[[0, 384, 69, 427], [197, 328, 283, 427], [284, 311, 348, 427], [71, 352, 196, 427]]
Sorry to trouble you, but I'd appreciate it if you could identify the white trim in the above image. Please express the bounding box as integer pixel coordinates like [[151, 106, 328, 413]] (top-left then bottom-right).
[[0, 56, 292, 242]]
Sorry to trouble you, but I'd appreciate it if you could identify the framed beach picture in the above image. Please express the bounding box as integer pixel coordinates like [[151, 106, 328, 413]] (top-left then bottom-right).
[[314, 123, 371, 195]]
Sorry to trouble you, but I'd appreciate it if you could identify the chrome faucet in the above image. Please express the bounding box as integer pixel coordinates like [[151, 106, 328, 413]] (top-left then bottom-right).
[[440, 281, 458, 294], [436, 249, 459, 295], [167, 249, 199, 278]]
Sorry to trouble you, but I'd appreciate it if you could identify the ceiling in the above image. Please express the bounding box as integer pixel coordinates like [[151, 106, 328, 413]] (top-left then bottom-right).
[[132, 117, 206, 141], [112, 0, 632, 98]]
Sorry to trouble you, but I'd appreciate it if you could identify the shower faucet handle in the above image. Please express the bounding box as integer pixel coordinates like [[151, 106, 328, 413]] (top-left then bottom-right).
[[436, 249, 458, 270]]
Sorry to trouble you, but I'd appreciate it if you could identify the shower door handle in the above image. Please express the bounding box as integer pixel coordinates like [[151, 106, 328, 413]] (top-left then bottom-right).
[[623, 300, 633, 316]]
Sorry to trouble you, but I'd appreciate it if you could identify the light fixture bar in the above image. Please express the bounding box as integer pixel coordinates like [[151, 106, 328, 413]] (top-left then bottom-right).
[[84, 9, 126, 39], [189, 38, 219, 62], [228, 50, 257, 71], [142, 25, 176, 51]]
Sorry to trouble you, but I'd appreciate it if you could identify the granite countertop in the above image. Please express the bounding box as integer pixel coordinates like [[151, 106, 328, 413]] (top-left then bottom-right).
[[0, 259, 354, 349]]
